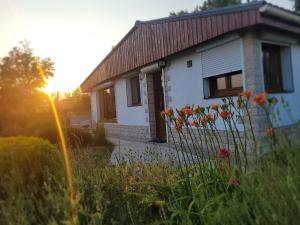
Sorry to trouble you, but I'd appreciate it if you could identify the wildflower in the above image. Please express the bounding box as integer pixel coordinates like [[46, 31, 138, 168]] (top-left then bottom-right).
[[175, 116, 184, 130], [206, 113, 215, 121], [240, 91, 252, 99], [194, 106, 205, 114], [191, 121, 199, 127], [200, 118, 208, 126], [182, 105, 193, 116], [228, 176, 240, 186], [254, 92, 267, 106], [266, 127, 273, 137], [211, 103, 219, 111], [220, 111, 231, 120], [219, 148, 230, 158], [161, 107, 173, 117]]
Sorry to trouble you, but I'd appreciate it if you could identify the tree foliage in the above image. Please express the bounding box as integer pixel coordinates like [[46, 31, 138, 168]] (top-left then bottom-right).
[[169, 0, 243, 16], [295, 0, 300, 12], [0, 41, 55, 135]]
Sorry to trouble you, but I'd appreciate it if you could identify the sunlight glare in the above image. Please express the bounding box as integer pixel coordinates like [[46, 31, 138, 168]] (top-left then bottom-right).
[[42, 77, 59, 96]]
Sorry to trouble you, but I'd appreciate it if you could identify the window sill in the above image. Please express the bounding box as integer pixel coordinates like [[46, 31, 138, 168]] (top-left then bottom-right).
[[100, 118, 117, 123], [266, 90, 294, 94], [205, 93, 241, 99], [128, 104, 142, 107]]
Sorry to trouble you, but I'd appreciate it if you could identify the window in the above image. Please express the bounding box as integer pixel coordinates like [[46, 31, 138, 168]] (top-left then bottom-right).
[[126, 75, 141, 106], [99, 86, 116, 122], [208, 71, 243, 98], [262, 43, 293, 93]]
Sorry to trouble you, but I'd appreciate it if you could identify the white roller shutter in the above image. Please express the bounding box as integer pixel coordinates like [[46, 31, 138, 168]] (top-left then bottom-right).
[[201, 39, 242, 78]]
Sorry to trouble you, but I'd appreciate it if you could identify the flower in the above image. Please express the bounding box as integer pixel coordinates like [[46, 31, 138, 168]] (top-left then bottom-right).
[[219, 148, 230, 158], [220, 111, 231, 120], [206, 113, 215, 121], [175, 116, 184, 130], [200, 119, 208, 126], [240, 91, 252, 98], [211, 103, 219, 111], [228, 176, 240, 186], [254, 92, 267, 106], [191, 121, 199, 127], [266, 127, 273, 137], [182, 105, 194, 116], [161, 108, 173, 117], [194, 106, 205, 114]]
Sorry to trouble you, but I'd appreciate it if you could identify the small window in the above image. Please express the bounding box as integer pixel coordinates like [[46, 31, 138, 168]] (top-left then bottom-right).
[[208, 71, 243, 98], [99, 86, 117, 122], [127, 75, 141, 107], [187, 60, 193, 68], [262, 43, 293, 93]]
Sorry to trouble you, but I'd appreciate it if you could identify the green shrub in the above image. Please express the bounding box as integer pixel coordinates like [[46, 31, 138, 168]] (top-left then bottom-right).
[[0, 136, 69, 225], [67, 127, 93, 148], [92, 124, 112, 146]]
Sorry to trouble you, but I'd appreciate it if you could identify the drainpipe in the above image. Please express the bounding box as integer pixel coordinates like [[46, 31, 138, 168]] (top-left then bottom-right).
[[161, 67, 169, 143]]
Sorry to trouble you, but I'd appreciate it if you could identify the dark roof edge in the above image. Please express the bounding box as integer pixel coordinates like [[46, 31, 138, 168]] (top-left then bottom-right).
[[140, 1, 265, 24]]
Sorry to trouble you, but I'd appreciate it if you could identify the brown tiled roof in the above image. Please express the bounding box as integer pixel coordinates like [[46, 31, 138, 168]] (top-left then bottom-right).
[[81, 1, 300, 91]]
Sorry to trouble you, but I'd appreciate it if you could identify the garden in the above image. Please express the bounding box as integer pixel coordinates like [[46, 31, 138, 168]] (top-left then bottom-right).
[[0, 89, 299, 225]]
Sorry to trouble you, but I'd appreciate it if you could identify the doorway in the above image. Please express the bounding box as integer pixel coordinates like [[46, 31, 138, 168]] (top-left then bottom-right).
[[152, 71, 166, 141]]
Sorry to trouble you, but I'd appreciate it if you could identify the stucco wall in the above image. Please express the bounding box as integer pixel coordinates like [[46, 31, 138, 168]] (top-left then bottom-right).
[[165, 38, 244, 130], [114, 78, 148, 126]]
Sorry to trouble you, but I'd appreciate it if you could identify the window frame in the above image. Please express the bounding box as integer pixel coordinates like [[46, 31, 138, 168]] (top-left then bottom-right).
[[127, 75, 142, 107], [207, 70, 243, 98], [99, 86, 117, 123], [261, 41, 294, 94]]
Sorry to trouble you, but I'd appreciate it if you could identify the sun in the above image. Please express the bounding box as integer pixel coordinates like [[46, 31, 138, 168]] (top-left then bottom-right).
[[41, 77, 58, 96]]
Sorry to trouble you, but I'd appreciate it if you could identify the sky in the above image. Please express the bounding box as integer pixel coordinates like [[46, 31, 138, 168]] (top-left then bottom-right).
[[0, 0, 294, 92]]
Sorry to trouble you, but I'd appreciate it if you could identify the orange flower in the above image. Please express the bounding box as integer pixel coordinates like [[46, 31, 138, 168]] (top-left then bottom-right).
[[200, 119, 208, 126], [206, 113, 215, 121], [220, 111, 231, 120], [191, 121, 199, 127], [182, 105, 193, 116], [161, 108, 173, 117], [254, 92, 267, 106], [266, 127, 273, 137], [240, 91, 252, 98], [175, 116, 184, 130], [211, 103, 219, 111]]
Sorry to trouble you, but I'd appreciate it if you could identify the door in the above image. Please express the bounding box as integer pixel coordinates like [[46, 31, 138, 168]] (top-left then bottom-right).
[[152, 72, 166, 141]]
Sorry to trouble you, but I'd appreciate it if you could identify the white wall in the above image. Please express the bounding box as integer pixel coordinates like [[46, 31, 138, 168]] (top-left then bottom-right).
[[114, 78, 147, 126], [166, 38, 244, 130]]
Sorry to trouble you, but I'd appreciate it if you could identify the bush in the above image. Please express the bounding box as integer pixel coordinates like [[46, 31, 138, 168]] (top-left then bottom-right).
[[92, 124, 112, 146], [67, 127, 93, 148], [0, 136, 68, 225]]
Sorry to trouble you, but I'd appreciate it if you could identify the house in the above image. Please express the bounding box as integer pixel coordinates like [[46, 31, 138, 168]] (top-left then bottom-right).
[[81, 1, 300, 144]]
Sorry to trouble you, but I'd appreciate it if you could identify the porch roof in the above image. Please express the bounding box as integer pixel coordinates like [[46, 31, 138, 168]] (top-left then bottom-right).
[[81, 1, 300, 92]]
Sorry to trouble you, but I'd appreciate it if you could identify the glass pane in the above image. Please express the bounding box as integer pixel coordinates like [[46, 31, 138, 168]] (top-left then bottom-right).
[[217, 77, 226, 90], [130, 76, 140, 105], [231, 74, 242, 88]]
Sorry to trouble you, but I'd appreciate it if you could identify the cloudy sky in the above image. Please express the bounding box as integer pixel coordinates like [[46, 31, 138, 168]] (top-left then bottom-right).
[[0, 0, 294, 92]]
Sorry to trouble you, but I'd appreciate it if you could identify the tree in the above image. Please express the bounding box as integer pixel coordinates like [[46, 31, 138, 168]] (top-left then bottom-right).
[[295, 0, 300, 12], [169, 10, 189, 17], [199, 0, 241, 11], [0, 41, 55, 135], [169, 0, 242, 16]]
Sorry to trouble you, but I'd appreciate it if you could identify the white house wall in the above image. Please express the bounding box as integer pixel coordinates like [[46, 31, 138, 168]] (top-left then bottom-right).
[[166, 38, 244, 130], [114, 78, 147, 126]]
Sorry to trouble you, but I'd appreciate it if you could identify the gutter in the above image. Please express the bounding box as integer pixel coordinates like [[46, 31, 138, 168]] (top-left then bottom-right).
[[259, 5, 300, 25]]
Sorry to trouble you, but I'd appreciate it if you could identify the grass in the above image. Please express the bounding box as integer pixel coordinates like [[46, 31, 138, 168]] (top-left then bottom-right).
[[0, 93, 299, 224]]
